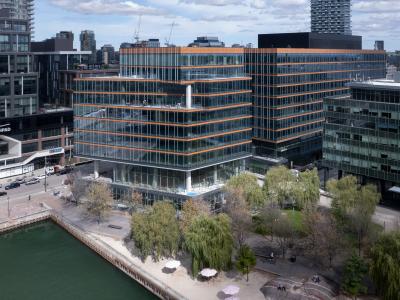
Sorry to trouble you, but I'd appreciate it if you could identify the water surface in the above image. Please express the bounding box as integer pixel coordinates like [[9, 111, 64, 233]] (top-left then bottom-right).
[[0, 221, 158, 300]]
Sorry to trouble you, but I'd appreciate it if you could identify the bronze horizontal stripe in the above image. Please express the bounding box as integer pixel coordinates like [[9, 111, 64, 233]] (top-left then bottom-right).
[[74, 102, 251, 112], [120, 47, 245, 54], [74, 115, 253, 127], [253, 100, 323, 110], [246, 60, 385, 66], [253, 129, 323, 144], [193, 90, 252, 97], [253, 78, 351, 88], [75, 140, 252, 156], [74, 128, 252, 142], [245, 48, 385, 54], [122, 64, 245, 69], [73, 90, 251, 98], [257, 87, 349, 99], [74, 77, 252, 85], [248, 68, 385, 77], [254, 118, 325, 132], [264, 110, 324, 121], [74, 91, 183, 96]]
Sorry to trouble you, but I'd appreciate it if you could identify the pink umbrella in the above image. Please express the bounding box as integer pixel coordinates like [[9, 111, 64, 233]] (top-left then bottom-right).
[[222, 285, 240, 295]]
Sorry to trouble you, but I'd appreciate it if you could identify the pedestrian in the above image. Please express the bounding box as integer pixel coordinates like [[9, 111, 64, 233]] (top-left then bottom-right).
[[28, 195, 31, 201]]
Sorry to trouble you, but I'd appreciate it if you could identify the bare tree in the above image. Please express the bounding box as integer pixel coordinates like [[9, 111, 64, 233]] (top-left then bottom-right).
[[260, 204, 281, 241], [124, 190, 143, 213], [274, 214, 296, 259], [85, 182, 113, 223], [224, 186, 252, 248], [66, 171, 86, 204], [180, 198, 211, 234], [303, 210, 342, 268]]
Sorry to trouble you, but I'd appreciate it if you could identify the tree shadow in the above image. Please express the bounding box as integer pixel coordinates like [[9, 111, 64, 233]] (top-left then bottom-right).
[[161, 267, 176, 274]]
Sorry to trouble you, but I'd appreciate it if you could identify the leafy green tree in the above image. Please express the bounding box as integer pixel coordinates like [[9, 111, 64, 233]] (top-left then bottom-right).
[[369, 232, 400, 300], [180, 198, 210, 234], [342, 254, 368, 299], [131, 202, 180, 260], [225, 173, 265, 209], [327, 175, 358, 220], [351, 185, 381, 256], [328, 176, 380, 255], [236, 245, 256, 282], [84, 182, 113, 222], [264, 166, 296, 208], [184, 214, 234, 276], [224, 186, 252, 247], [292, 168, 320, 210]]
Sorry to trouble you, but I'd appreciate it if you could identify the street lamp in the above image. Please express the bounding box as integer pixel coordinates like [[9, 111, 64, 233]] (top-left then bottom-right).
[[44, 156, 47, 192]]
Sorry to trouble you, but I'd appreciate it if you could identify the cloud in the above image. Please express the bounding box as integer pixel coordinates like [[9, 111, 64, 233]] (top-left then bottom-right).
[[39, 0, 400, 50], [49, 0, 165, 15]]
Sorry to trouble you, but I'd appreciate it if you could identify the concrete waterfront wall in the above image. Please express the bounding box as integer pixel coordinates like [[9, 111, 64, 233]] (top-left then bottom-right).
[[0, 209, 187, 300]]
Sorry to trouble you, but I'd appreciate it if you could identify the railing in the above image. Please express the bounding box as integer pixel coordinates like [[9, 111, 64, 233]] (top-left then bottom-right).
[[0, 209, 187, 300], [0, 210, 51, 233], [50, 212, 187, 300]]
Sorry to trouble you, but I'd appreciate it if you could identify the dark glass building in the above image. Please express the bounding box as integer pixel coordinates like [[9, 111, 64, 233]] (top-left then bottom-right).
[[245, 48, 386, 162], [323, 79, 400, 194], [0, 1, 74, 178], [80, 30, 96, 64], [33, 51, 91, 106], [74, 47, 252, 208], [0, 2, 38, 118]]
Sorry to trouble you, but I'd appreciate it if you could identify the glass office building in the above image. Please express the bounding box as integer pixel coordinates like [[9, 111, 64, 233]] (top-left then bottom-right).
[[245, 48, 386, 162], [323, 79, 400, 192], [74, 47, 253, 208], [0, 1, 38, 118]]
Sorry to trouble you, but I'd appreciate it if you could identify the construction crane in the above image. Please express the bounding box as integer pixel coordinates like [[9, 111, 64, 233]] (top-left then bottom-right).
[[165, 21, 175, 47], [134, 15, 142, 44]]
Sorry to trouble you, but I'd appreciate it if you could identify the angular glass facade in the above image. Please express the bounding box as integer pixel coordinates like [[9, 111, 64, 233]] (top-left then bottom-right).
[[245, 49, 386, 162], [323, 80, 400, 188], [74, 48, 252, 207], [0, 7, 38, 118]]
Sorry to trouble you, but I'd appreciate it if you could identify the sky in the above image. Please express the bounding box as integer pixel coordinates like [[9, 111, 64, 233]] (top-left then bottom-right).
[[34, 0, 400, 51]]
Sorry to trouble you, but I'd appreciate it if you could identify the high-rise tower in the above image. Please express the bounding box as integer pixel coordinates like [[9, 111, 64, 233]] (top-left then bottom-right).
[[80, 30, 96, 64], [311, 0, 351, 35], [0, 0, 34, 33]]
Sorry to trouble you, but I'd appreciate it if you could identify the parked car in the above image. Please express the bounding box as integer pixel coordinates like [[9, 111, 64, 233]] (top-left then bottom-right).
[[5, 182, 20, 190], [25, 178, 40, 185], [0, 191, 7, 196], [14, 177, 26, 184], [58, 167, 73, 175]]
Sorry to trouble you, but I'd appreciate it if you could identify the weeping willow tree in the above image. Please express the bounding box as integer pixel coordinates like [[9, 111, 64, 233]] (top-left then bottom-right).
[[131, 202, 180, 260], [184, 213, 234, 276], [225, 173, 265, 209], [369, 232, 400, 300], [292, 168, 320, 210]]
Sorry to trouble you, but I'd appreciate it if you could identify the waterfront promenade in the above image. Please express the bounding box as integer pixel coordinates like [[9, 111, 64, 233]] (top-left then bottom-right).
[[0, 192, 270, 300]]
